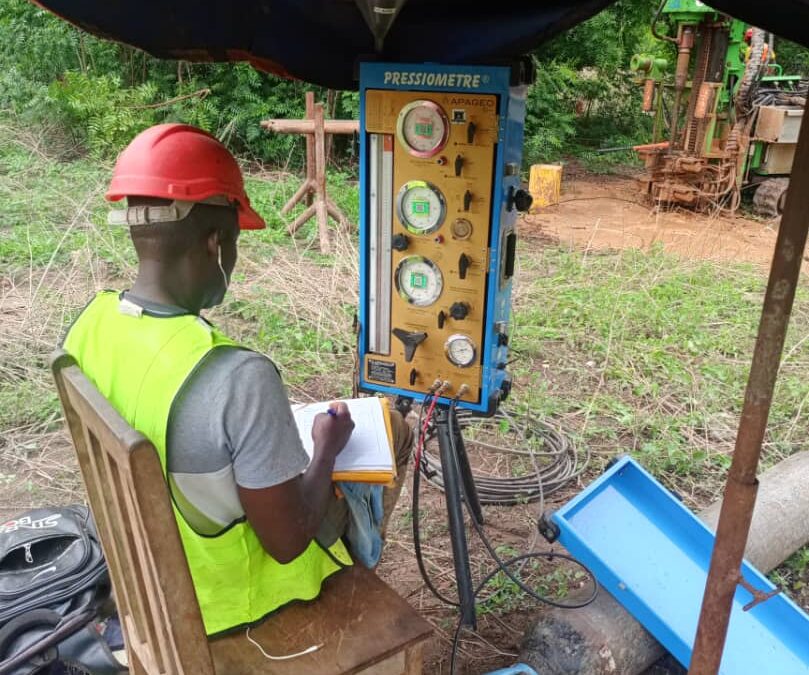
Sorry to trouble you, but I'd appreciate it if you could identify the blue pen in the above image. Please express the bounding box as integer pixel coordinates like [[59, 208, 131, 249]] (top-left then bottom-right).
[[327, 407, 338, 417]]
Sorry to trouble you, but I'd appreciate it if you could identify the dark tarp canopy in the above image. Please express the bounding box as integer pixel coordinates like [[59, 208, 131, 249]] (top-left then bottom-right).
[[34, 0, 809, 90]]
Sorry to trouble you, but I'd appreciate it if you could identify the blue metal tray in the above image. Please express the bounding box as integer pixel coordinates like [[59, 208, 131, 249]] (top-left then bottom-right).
[[552, 455, 809, 674]]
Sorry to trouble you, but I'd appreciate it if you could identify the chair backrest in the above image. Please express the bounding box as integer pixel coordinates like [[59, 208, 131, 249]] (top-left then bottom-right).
[[51, 349, 215, 675]]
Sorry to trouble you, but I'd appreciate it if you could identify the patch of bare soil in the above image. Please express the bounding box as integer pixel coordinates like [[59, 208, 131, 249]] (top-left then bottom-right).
[[520, 173, 801, 269], [377, 414, 594, 675]]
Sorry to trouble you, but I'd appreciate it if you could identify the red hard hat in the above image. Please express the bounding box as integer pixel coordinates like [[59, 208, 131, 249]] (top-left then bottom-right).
[[106, 123, 265, 230]]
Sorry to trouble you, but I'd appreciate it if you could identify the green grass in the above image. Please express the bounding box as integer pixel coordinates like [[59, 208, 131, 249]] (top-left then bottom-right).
[[3, 114, 809, 607], [509, 246, 809, 492]]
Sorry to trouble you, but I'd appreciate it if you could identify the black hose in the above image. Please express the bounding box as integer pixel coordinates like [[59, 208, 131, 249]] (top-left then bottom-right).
[[420, 407, 587, 506], [445, 401, 598, 674], [409, 395, 599, 674]]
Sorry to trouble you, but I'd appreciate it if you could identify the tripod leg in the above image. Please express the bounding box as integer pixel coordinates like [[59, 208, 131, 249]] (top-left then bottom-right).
[[436, 407, 477, 629], [451, 419, 484, 526]]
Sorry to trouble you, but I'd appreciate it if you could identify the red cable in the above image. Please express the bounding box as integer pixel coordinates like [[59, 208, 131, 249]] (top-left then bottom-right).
[[414, 395, 439, 469]]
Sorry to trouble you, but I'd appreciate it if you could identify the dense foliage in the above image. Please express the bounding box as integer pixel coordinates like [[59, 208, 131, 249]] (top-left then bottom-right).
[[2, 0, 807, 167]]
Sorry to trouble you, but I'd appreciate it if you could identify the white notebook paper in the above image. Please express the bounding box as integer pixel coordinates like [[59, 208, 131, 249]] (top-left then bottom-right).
[[291, 397, 396, 482]]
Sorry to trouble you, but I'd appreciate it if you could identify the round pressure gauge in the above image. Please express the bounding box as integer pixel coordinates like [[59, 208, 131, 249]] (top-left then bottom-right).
[[445, 334, 477, 368], [396, 180, 447, 235], [451, 218, 473, 240], [395, 256, 444, 307], [396, 100, 450, 157]]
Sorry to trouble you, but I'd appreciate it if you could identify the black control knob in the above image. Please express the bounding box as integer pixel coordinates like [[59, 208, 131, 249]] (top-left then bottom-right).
[[463, 190, 473, 212], [454, 154, 464, 177], [501, 375, 513, 401], [458, 253, 471, 280], [513, 188, 533, 212], [449, 302, 470, 320], [392, 233, 409, 251]]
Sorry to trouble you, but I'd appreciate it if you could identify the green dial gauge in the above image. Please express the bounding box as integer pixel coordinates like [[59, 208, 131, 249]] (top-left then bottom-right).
[[395, 255, 444, 307], [396, 180, 446, 235]]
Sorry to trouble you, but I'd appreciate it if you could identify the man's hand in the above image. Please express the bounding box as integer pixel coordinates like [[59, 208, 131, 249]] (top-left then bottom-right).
[[238, 401, 354, 564], [311, 401, 354, 460]]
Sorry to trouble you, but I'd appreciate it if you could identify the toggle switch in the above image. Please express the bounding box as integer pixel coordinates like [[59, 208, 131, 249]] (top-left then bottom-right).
[[458, 253, 471, 280], [454, 155, 464, 177], [437, 310, 446, 329], [393, 328, 427, 363], [463, 190, 473, 212], [467, 121, 477, 144], [409, 368, 418, 386]]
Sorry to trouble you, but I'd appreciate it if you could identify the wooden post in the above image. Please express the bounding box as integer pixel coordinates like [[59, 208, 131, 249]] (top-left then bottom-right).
[[261, 93, 359, 253], [313, 103, 330, 254], [305, 91, 315, 207]]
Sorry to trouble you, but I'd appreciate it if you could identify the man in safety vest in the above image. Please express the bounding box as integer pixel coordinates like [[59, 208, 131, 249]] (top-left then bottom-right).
[[63, 123, 412, 636]]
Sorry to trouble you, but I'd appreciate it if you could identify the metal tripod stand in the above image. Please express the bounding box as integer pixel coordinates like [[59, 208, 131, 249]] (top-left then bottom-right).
[[432, 405, 484, 629]]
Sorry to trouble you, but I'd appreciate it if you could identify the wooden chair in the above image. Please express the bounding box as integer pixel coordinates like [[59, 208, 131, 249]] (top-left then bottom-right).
[[51, 350, 432, 675]]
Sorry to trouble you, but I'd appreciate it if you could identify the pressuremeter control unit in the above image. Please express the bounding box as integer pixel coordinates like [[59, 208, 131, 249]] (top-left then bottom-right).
[[357, 62, 533, 414]]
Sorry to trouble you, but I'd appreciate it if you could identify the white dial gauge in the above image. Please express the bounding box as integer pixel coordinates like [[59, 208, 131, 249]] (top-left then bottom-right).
[[396, 180, 446, 234], [395, 256, 444, 307], [396, 100, 450, 157], [445, 334, 477, 368]]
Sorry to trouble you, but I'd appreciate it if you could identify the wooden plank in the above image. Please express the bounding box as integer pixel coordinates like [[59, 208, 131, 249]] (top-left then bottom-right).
[[261, 119, 359, 135], [281, 178, 314, 215], [404, 643, 424, 675], [314, 103, 331, 253], [326, 197, 348, 228], [305, 92, 316, 206], [356, 651, 405, 675], [209, 566, 432, 675], [288, 203, 317, 234], [52, 352, 215, 675], [130, 443, 214, 673]]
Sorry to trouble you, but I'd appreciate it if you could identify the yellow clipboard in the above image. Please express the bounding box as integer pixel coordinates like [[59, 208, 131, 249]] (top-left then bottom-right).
[[331, 397, 398, 486]]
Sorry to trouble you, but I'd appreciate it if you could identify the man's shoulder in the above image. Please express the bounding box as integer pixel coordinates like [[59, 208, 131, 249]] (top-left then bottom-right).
[[191, 346, 282, 389]]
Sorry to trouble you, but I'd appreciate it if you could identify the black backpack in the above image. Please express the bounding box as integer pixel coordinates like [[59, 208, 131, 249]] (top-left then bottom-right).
[[0, 506, 124, 675]]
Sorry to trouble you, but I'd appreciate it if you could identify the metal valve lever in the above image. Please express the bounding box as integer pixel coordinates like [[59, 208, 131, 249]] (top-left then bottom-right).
[[392, 328, 427, 363], [463, 190, 473, 212], [454, 155, 464, 177], [458, 253, 471, 280]]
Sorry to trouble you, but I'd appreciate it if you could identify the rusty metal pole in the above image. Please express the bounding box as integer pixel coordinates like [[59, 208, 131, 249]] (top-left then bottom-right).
[[688, 102, 809, 674]]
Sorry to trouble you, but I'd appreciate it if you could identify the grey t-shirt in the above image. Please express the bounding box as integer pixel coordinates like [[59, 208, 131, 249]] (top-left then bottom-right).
[[124, 293, 310, 535]]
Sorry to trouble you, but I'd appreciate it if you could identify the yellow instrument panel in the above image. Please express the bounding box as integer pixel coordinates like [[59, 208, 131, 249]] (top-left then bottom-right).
[[362, 89, 499, 403]]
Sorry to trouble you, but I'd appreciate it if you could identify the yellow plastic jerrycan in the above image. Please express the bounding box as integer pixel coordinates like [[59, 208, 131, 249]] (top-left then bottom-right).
[[528, 164, 562, 210]]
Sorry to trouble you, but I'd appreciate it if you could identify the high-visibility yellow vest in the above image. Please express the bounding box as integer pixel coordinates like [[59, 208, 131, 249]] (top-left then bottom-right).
[[64, 291, 351, 635]]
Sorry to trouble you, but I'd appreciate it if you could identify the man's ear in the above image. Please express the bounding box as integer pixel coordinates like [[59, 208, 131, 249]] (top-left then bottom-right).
[[206, 229, 220, 259]]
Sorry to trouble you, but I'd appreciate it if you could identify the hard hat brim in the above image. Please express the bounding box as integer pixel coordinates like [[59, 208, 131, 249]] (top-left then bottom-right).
[[238, 202, 266, 230]]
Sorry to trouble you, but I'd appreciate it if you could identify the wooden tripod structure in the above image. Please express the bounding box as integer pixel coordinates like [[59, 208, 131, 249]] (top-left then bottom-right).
[[261, 92, 359, 253]]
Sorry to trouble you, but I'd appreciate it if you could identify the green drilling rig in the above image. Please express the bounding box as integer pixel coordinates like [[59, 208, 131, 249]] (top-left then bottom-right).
[[630, 0, 806, 218]]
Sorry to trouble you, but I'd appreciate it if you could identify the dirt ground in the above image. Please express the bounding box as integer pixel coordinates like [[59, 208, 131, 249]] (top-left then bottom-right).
[[1, 171, 801, 675], [377, 170, 804, 674], [521, 167, 797, 270]]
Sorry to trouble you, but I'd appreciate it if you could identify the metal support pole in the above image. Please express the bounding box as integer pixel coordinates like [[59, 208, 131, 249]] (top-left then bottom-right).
[[450, 411, 484, 526], [689, 101, 809, 674], [435, 406, 477, 629]]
